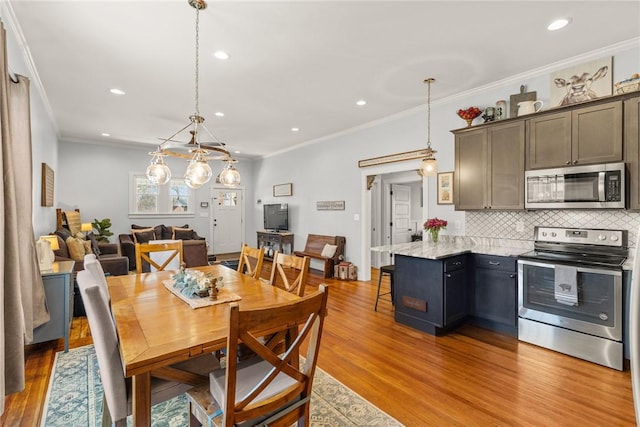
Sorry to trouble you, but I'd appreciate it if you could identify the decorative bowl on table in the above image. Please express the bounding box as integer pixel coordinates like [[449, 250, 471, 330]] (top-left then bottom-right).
[[457, 107, 482, 127]]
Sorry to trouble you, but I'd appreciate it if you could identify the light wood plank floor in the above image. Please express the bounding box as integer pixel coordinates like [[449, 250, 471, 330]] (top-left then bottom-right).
[[1, 266, 636, 426]]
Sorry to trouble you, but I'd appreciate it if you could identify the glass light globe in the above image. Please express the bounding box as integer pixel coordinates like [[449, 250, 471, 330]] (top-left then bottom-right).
[[219, 163, 241, 187], [184, 159, 212, 189], [146, 154, 171, 185], [421, 158, 438, 176]]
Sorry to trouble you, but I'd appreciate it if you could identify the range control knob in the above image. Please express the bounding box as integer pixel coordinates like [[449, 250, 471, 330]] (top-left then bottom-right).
[[598, 234, 607, 241], [541, 231, 547, 237], [611, 235, 619, 242], [551, 232, 557, 237]]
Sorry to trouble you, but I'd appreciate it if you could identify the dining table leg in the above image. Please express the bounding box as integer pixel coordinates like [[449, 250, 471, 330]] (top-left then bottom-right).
[[132, 371, 152, 427]]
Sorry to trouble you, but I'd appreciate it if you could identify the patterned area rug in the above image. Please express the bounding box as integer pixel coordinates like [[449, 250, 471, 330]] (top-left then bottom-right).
[[41, 345, 403, 426]]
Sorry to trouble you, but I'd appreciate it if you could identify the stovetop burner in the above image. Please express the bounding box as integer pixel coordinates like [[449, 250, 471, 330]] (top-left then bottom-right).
[[519, 226, 628, 269]]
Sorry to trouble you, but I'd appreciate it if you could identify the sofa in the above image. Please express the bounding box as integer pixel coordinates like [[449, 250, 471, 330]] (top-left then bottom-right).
[[119, 223, 209, 272], [52, 229, 129, 276]]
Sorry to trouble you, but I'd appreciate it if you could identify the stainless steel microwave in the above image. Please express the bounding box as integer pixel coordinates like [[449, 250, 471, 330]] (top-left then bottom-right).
[[525, 162, 625, 209]]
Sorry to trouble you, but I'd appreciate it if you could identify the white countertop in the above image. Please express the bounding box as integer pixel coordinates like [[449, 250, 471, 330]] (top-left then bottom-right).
[[371, 236, 534, 260]]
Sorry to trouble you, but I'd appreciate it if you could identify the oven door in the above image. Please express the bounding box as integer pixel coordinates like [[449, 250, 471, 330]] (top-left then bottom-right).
[[517, 259, 622, 341]]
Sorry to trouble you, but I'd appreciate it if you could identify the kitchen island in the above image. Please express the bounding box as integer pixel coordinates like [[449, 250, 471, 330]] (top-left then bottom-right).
[[372, 237, 532, 335]]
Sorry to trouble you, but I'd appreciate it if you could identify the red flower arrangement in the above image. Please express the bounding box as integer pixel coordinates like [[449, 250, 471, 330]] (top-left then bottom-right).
[[423, 217, 447, 243]]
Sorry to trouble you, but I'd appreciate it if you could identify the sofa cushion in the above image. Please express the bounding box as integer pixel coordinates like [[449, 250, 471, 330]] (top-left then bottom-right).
[[321, 243, 338, 258], [172, 226, 194, 240], [66, 236, 86, 261], [131, 228, 156, 244], [55, 228, 72, 242]]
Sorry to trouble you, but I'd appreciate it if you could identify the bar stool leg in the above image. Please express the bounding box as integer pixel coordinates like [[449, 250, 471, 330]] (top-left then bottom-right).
[[375, 270, 384, 311]]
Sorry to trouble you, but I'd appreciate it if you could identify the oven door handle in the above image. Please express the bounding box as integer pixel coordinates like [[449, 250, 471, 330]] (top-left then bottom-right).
[[598, 171, 606, 201]]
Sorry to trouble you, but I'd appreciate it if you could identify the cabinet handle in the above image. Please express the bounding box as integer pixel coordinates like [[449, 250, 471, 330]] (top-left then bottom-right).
[[509, 274, 516, 279], [488, 261, 500, 266], [573, 160, 578, 164], [445, 273, 452, 278], [565, 161, 571, 165]]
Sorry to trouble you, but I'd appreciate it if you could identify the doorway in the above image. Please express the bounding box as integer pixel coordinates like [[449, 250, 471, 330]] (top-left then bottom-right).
[[370, 171, 423, 269], [210, 186, 245, 255]]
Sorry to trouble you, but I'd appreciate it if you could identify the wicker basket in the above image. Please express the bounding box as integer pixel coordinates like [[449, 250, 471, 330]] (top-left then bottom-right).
[[615, 78, 640, 94]]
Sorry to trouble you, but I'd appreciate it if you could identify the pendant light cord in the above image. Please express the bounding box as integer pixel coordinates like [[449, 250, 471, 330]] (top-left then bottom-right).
[[426, 79, 432, 150], [194, 7, 200, 118]]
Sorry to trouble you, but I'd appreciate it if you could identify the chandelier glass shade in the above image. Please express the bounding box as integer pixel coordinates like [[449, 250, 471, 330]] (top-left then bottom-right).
[[145, 0, 240, 189], [420, 78, 438, 177]]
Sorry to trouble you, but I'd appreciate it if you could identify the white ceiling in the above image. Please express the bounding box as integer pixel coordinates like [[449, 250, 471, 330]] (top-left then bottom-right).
[[6, 1, 640, 159]]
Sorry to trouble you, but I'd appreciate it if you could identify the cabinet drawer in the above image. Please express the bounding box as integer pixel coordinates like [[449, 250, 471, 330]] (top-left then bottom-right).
[[444, 255, 466, 272], [474, 254, 516, 272]]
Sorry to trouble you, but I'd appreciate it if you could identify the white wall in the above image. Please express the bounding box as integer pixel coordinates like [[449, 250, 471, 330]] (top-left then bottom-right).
[[1, 5, 60, 237]]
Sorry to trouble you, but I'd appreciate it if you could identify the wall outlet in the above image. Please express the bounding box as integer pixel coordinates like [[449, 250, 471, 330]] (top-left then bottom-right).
[[516, 221, 525, 233], [454, 220, 461, 230], [353, 213, 360, 221]]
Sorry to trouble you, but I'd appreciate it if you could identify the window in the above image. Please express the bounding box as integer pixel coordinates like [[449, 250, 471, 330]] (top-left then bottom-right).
[[129, 173, 195, 216]]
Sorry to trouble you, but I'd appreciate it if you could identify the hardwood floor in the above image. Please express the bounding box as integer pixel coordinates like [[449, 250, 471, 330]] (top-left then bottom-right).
[[1, 267, 636, 426]]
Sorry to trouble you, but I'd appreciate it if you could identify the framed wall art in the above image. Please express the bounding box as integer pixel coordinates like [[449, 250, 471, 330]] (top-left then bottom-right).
[[273, 183, 292, 197], [550, 56, 612, 107], [41, 162, 54, 207], [437, 172, 454, 205]]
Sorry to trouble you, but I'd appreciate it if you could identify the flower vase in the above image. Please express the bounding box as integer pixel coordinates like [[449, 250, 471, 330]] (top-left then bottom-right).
[[430, 229, 439, 244]]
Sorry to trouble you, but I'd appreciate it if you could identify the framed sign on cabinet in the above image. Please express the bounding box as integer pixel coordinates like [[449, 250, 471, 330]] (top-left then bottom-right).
[[437, 172, 454, 205]]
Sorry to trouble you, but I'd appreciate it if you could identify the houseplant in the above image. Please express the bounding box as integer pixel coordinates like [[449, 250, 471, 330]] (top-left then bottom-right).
[[91, 218, 113, 243], [424, 217, 447, 243]]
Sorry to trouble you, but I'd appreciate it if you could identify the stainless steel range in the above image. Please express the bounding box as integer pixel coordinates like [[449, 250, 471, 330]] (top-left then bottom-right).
[[517, 226, 627, 370]]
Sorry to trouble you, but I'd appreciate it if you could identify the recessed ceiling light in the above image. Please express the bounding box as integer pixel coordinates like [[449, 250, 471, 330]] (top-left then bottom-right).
[[214, 51, 229, 60], [215, 112, 225, 117], [101, 133, 110, 137], [548, 18, 571, 31], [234, 150, 241, 154], [109, 88, 125, 95], [291, 127, 300, 132], [356, 99, 367, 106]]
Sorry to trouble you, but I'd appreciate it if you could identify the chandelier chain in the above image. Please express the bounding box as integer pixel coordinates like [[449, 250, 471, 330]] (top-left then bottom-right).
[[194, 6, 200, 117], [427, 79, 432, 149]]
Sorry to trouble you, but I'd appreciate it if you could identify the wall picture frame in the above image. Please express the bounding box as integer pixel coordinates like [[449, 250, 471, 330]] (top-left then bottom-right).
[[437, 172, 454, 205], [550, 56, 612, 107], [41, 162, 54, 207], [273, 183, 292, 197]]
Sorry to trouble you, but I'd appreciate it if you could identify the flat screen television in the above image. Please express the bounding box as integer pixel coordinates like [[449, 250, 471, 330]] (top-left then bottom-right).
[[263, 203, 289, 231]]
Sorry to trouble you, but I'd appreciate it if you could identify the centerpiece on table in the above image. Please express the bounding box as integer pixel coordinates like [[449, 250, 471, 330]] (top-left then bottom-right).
[[423, 217, 448, 244], [172, 266, 224, 300]]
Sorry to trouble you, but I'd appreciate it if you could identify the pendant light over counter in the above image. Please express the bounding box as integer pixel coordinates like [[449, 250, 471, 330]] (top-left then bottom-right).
[[420, 78, 438, 177]]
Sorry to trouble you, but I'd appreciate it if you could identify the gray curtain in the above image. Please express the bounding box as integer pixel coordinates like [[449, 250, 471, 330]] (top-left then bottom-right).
[[1, 21, 49, 413]]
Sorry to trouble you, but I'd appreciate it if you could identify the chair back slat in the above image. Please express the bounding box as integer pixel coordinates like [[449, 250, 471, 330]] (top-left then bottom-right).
[[134, 241, 183, 274], [237, 244, 265, 279], [268, 252, 310, 297]]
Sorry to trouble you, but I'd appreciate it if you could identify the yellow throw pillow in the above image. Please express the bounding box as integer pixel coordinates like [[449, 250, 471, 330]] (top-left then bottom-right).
[[83, 240, 93, 254], [65, 236, 86, 261]]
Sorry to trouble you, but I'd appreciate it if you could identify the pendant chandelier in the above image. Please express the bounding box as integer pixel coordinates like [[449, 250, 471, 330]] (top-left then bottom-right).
[[146, 0, 241, 189], [420, 78, 438, 177]]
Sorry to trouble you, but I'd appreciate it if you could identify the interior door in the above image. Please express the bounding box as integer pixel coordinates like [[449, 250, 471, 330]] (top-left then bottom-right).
[[211, 187, 243, 255], [391, 184, 411, 245]]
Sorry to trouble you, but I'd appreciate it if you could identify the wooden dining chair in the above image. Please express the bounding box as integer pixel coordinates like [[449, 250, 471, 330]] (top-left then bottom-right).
[[268, 252, 310, 297], [186, 284, 329, 427], [76, 270, 218, 427], [135, 241, 183, 274], [237, 243, 265, 280]]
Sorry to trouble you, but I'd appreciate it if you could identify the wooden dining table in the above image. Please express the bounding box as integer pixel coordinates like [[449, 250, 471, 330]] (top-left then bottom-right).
[[106, 264, 300, 427]]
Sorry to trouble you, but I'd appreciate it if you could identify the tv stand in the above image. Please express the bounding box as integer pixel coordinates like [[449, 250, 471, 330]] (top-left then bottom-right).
[[257, 230, 294, 260]]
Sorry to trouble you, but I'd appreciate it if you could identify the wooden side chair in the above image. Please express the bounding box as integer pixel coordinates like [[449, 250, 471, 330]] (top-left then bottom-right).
[[268, 252, 310, 297], [186, 285, 329, 427], [237, 243, 265, 280], [76, 270, 217, 426], [135, 241, 183, 274]]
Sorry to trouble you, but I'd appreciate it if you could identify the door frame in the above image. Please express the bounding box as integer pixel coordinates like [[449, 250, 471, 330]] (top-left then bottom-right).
[[209, 185, 246, 255]]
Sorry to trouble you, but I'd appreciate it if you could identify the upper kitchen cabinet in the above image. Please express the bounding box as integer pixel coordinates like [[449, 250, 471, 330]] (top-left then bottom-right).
[[526, 100, 623, 170], [624, 96, 640, 209], [454, 121, 525, 210]]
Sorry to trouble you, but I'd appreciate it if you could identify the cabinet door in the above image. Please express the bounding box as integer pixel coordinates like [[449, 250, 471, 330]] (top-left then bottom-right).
[[444, 268, 467, 325], [473, 268, 517, 326], [625, 97, 640, 209], [526, 111, 572, 169], [572, 101, 623, 165], [454, 129, 486, 210], [487, 121, 525, 209], [33, 275, 66, 343]]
